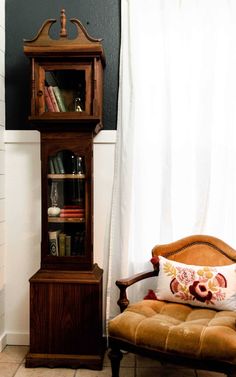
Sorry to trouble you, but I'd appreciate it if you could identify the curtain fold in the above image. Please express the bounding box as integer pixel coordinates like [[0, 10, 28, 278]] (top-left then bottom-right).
[[106, 0, 236, 321]]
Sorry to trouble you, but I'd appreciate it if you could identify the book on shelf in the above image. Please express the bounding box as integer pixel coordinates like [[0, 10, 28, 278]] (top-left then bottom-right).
[[45, 71, 68, 112], [48, 230, 61, 256], [71, 233, 80, 256], [71, 231, 85, 256], [47, 86, 60, 112], [53, 86, 67, 112], [56, 154, 65, 174], [59, 233, 66, 256], [65, 235, 71, 256], [63, 205, 84, 209], [44, 86, 55, 112], [59, 205, 85, 218], [60, 213, 85, 218], [52, 156, 60, 174], [60, 208, 85, 214], [48, 231, 84, 257], [49, 157, 55, 174], [48, 154, 65, 174]]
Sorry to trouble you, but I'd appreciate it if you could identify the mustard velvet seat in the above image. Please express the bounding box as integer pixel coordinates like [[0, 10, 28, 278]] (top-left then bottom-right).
[[108, 235, 236, 377]]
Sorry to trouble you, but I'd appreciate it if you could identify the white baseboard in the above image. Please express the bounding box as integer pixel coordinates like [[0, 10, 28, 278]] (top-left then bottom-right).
[[0, 332, 7, 351], [5, 332, 29, 346]]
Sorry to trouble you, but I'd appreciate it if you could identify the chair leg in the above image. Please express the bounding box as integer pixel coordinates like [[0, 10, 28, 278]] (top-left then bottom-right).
[[108, 348, 123, 377]]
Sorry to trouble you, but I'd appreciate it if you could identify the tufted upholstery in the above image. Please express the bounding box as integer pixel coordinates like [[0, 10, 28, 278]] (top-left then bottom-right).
[[108, 235, 236, 377], [109, 300, 236, 362]]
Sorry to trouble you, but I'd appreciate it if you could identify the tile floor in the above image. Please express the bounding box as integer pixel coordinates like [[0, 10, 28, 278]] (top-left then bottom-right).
[[0, 346, 227, 377]]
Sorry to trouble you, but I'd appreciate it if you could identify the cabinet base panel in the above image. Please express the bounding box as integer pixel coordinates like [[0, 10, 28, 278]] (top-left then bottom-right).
[[25, 352, 104, 369]]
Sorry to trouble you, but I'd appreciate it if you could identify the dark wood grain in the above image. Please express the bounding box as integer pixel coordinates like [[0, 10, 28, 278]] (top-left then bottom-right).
[[24, 11, 105, 369], [26, 265, 105, 368]]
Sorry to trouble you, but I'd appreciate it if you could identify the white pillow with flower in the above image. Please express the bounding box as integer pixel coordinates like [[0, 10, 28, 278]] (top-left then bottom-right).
[[155, 256, 236, 311]]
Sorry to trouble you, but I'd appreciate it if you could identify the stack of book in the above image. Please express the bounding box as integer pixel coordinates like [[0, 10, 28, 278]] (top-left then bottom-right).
[[44, 85, 67, 112], [60, 206, 85, 219]]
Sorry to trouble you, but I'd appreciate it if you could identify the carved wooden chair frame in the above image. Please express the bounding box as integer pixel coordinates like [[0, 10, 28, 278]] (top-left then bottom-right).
[[108, 235, 236, 377]]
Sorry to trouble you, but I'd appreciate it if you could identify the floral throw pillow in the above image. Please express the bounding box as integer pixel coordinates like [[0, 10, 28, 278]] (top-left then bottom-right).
[[155, 256, 236, 311]]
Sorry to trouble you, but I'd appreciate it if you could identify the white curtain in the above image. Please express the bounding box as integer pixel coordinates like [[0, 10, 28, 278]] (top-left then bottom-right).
[[106, 0, 236, 320]]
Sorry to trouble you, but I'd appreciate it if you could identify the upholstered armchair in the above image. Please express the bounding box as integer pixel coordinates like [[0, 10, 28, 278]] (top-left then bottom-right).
[[108, 235, 236, 377]]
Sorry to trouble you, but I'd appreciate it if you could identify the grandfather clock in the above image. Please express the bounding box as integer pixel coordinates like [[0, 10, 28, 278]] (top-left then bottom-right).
[[23, 10, 105, 369]]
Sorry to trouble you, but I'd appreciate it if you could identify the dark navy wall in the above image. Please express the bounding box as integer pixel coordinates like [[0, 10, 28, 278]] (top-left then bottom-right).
[[5, 0, 120, 130]]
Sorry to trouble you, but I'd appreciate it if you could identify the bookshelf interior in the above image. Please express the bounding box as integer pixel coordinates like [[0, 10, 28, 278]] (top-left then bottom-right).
[[47, 150, 86, 258], [44, 66, 91, 114]]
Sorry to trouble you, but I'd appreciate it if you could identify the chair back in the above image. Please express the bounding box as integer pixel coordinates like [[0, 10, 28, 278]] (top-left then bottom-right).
[[152, 235, 236, 266]]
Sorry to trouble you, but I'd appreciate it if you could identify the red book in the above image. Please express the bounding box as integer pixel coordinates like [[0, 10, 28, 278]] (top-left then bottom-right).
[[60, 209, 85, 214], [60, 213, 85, 218], [47, 86, 60, 112], [63, 205, 82, 209], [44, 87, 55, 112]]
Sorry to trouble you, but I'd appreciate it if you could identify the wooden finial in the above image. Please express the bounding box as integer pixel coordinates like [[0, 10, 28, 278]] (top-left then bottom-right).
[[60, 9, 67, 38]]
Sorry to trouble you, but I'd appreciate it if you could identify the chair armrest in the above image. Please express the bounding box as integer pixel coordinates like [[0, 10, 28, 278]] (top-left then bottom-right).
[[116, 270, 158, 312]]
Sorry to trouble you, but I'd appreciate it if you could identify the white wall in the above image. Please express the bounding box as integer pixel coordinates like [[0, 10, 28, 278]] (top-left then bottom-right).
[[0, 0, 5, 351], [4, 130, 116, 345]]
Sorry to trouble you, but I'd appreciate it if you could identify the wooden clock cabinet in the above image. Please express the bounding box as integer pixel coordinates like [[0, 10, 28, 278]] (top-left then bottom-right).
[[23, 10, 105, 369]]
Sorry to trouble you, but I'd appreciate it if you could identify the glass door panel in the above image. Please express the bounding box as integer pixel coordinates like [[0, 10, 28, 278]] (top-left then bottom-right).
[[45, 70, 86, 113], [47, 150, 86, 257], [37, 62, 92, 116]]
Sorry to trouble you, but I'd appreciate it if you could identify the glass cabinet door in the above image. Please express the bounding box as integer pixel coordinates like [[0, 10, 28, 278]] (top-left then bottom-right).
[[47, 149, 86, 257], [36, 62, 93, 116]]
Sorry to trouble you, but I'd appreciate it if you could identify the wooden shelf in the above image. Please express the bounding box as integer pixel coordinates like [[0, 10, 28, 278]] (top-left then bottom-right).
[[48, 173, 85, 179], [29, 113, 100, 121], [29, 113, 101, 125], [28, 114, 103, 134], [48, 217, 85, 223]]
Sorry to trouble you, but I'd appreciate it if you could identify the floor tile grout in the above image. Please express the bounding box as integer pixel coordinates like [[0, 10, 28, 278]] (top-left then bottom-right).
[[12, 363, 22, 377], [0, 346, 227, 377]]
